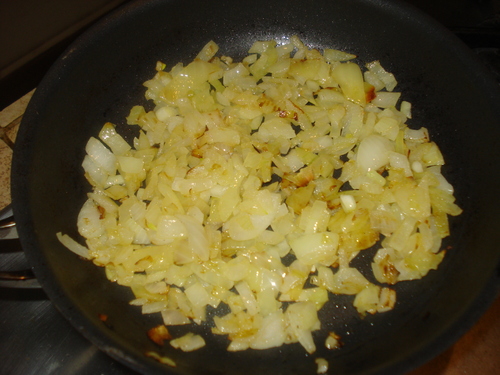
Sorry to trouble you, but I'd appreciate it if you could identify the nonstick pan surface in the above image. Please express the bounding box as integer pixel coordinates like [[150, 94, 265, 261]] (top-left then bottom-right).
[[12, 0, 500, 374]]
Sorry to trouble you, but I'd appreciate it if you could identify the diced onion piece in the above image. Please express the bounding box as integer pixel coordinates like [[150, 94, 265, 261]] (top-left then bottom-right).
[[389, 152, 412, 177], [325, 332, 342, 350], [289, 232, 339, 266], [118, 156, 144, 174], [315, 357, 329, 374], [196, 40, 219, 61], [77, 198, 105, 239], [145, 351, 176, 367], [142, 301, 168, 314], [324, 48, 356, 62], [285, 301, 320, 354], [178, 215, 210, 261], [155, 106, 177, 122], [85, 137, 117, 175], [363, 71, 385, 91], [235, 281, 259, 315], [412, 161, 424, 173], [404, 127, 429, 143], [161, 309, 191, 325], [400, 100, 412, 119], [340, 194, 356, 213], [328, 267, 370, 295], [82, 155, 108, 187], [99, 123, 131, 155], [366, 60, 397, 91], [223, 63, 250, 86], [371, 92, 401, 108], [147, 325, 172, 345], [170, 333, 206, 352], [356, 134, 394, 172], [249, 311, 287, 350], [331, 62, 366, 105], [374, 116, 399, 141], [56, 232, 91, 259]]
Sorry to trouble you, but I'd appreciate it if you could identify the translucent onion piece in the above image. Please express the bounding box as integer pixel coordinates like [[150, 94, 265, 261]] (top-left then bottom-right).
[[357, 134, 394, 172]]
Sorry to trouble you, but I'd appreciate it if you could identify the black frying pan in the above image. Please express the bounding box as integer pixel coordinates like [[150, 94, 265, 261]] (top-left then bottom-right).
[[11, 0, 500, 374]]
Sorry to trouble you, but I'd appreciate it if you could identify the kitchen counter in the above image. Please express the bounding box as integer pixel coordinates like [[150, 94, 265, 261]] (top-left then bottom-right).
[[0, 90, 32, 207]]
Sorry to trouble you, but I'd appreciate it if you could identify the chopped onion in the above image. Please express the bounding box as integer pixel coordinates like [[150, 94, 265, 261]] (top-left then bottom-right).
[[371, 92, 401, 108], [56, 232, 91, 259], [59, 37, 461, 358], [170, 333, 206, 351], [315, 357, 329, 374], [85, 136, 117, 175], [366, 60, 397, 91], [331, 62, 366, 105], [357, 134, 394, 172], [340, 194, 357, 213], [99, 123, 131, 155]]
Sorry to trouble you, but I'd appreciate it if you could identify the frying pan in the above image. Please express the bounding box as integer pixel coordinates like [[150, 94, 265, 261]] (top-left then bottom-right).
[[11, 0, 500, 373]]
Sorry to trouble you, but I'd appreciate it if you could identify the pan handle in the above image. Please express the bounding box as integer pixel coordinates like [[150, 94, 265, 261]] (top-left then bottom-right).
[[0, 204, 41, 289]]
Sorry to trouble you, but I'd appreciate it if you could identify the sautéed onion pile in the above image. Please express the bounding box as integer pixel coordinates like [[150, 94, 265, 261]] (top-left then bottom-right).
[[58, 37, 462, 367]]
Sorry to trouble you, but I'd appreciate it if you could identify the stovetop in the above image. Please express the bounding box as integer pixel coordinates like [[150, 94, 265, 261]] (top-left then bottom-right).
[[1, 1, 500, 374]]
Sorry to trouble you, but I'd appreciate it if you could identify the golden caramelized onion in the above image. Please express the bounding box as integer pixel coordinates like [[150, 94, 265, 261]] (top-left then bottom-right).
[[147, 324, 172, 346]]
